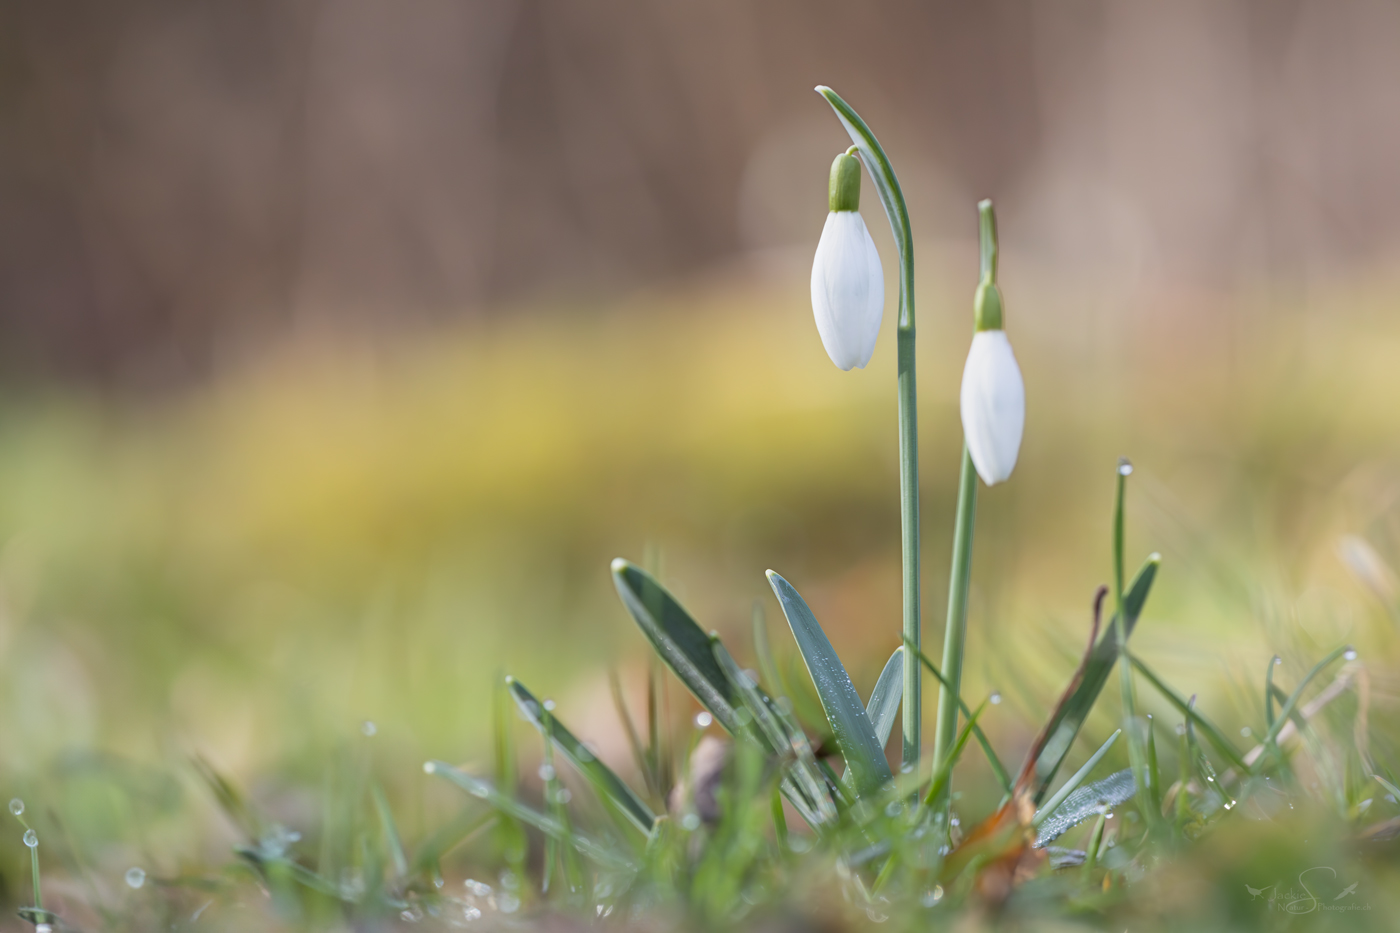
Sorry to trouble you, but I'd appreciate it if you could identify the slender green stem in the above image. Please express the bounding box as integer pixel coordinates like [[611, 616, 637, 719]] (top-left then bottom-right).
[[932, 448, 976, 794], [31, 844, 41, 909], [816, 86, 921, 769], [1112, 461, 1152, 822]]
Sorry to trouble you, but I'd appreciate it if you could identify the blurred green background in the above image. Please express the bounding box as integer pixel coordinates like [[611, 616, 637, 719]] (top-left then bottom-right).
[[1, 0, 1399, 923]]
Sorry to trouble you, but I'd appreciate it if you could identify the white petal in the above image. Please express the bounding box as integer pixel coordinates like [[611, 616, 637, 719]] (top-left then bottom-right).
[[810, 211, 884, 370], [959, 330, 1025, 485]]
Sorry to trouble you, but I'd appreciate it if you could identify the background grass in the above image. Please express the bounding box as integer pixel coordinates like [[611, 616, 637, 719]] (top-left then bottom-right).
[[0, 258, 1398, 927]]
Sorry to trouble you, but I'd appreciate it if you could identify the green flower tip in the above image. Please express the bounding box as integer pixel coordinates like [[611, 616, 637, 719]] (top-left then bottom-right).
[[828, 151, 862, 212]]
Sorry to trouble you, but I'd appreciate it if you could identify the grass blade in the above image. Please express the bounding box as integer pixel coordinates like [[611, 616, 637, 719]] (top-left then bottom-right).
[[1031, 556, 1160, 800], [1127, 652, 1249, 772], [1035, 769, 1136, 847], [1265, 655, 1280, 730], [508, 677, 657, 834], [1032, 729, 1121, 828], [767, 570, 893, 797], [1255, 644, 1352, 768], [923, 701, 987, 807], [866, 647, 903, 750], [372, 784, 409, 878], [424, 761, 631, 869], [904, 638, 1012, 795]]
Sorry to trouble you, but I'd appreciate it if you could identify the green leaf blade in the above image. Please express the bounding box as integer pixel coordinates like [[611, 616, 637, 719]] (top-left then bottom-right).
[[766, 571, 893, 797]]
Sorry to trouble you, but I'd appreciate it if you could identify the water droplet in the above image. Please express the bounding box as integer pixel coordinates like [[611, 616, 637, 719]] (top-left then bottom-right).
[[537, 764, 555, 782], [1273, 656, 1283, 666], [423, 762, 436, 774], [498, 893, 521, 914], [865, 906, 889, 923], [681, 813, 701, 831], [125, 867, 146, 889], [989, 692, 1002, 705], [8, 799, 22, 817], [1223, 802, 1232, 810], [1118, 458, 1134, 476], [400, 908, 421, 922], [1344, 649, 1358, 661], [921, 885, 945, 907], [884, 801, 902, 817], [741, 669, 759, 689], [23, 829, 37, 848], [900, 764, 915, 775], [464, 879, 492, 898], [1175, 723, 1186, 735], [499, 870, 520, 891], [1206, 775, 1215, 782], [360, 720, 376, 737], [949, 817, 959, 827], [463, 906, 482, 922], [694, 712, 713, 729], [433, 875, 444, 889], [1105, 812, 1114, 819], [542, 699, 556, 712], [1240, 726, 1252, 738], [553, 787, 572, 804]]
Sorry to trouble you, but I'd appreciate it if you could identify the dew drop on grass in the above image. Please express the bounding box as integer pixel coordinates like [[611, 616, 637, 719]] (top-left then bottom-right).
[[921, 885, 945, 907], [1240, 726, 1252, 738], [1118, 459, 1134, 476], [360, 721, 376, 737], [498, 893, 521, 914], [463, 906, 482, 922], [1175, 724, 1186, 735], [900, 764, 915, 775], [694, 712, 713, 729], [23, 830, 37, 848], [681, 813, 701, 831], [1274, 657, 1283, 666], [542, 699, 556, 712], [1344, 649, 1358, 661], [125, 867, 146, 889], [8, 799, 22, 817], [464, 879, 492, 898], [537, 764, 555, 782], [989, 692, 1002, 705]]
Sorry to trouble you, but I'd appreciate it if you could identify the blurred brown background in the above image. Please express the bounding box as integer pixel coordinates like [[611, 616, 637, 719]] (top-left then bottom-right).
[[4, 0, 1399, 383]]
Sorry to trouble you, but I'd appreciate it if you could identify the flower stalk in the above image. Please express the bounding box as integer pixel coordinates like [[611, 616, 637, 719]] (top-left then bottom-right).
[[816, 86, 922, 770]]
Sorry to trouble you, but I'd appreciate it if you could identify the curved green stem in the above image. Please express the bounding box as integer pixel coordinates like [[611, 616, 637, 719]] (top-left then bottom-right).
[[817, 86, 921, 769]]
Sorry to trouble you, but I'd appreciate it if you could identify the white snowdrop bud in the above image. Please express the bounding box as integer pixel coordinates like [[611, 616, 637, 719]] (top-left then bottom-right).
[[959, 200, 1024, 485], [810, 150, 884, 370]]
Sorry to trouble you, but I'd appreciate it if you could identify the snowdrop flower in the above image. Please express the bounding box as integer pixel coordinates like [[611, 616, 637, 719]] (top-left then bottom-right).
[[959, 209, 1024, 485], [810, 149, 884, 370]]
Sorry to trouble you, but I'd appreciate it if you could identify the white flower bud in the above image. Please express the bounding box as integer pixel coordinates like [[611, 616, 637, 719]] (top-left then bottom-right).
[[811, 211, 884, 370], [959, 329, 1024, 485]]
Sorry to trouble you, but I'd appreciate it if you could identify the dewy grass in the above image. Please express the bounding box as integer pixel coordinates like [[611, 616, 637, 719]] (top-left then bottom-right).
[[7, 88, 1400, 933]]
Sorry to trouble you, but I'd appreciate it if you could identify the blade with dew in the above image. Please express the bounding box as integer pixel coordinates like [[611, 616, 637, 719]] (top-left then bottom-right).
[[922, 700, 987, 807], [1032, 729, 1121, 828], [1033, 769, 1136, 847], [866, 647, 904, 750], [372, 784, 409, 878], [1028, 557, 1160, 801], [1253, 644, 1353, 772], [767, 571, 893, 798], [424, 761, 632, 870], [508, 677, 656, 834], [612, 559, 739, 735]]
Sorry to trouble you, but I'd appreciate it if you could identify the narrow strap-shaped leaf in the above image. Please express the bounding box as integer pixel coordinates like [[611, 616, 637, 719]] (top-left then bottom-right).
[[1032, 556, 1160, 799], [1032, 730, 1121, 828], [767, 571, 893, 797], [424, 761, 631, 869], [611, 559, 739, 733], [1126, 652, 1248, 772], [866, 648, 903, 749], [507, 677, 656, 834], [372, 784, 409, 878]]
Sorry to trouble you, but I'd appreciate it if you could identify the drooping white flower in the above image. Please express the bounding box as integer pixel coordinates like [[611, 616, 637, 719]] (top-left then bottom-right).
[[960, 328, 1024, 485], [810, 151, 884, 370]]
